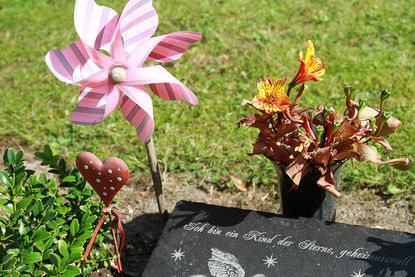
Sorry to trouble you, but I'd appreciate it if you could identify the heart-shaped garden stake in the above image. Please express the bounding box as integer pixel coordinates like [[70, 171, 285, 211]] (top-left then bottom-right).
[[76, 152, 129, 207], [76, 151, 129, 274]]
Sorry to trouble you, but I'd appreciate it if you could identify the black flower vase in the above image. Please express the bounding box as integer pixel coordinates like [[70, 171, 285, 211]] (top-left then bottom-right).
[[274, 162, 345, 222]]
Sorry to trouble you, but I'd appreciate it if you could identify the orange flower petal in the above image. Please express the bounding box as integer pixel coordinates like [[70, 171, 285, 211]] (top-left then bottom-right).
[[291, 39, 325, 85]]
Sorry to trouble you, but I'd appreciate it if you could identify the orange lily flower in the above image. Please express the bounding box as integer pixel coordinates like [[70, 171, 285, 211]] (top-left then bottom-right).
[[252, 77, 291, 114], [291, 39, 325, 86]]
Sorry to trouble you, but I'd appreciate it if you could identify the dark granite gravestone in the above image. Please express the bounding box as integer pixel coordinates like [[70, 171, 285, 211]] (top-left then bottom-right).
[[142, 201, 415, 277]]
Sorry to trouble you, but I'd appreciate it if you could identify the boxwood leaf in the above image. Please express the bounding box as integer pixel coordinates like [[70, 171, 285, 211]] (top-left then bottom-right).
[[5, 248, 19, 256], [69, 246, 83, 257], [63, 194, 76, 200], [9, 270, 20, 277], [46, 220, 58, 229], [0, 199, 13, 214], [16, 197, 32, 210], [40, 264, 53, 275], [44, 238, 54, 250], [68, 251, 82, 263], [1, 255, 17, 271], [75, 230, 93, 243], [49, 253, 61, 268], [43, 197, 55, 210], [32, 228, 51, 242], [18, 220, 30, 236], [81, 214, 97, 228], [69, 219, 79, 237], [41, 211, 57, 225], [42, 249, 53, 260], [24, 252, 42, 264], [16, 264, 30, 272], [43, 145, 53, 159], [2, 253, 14, 264], [0, 171, 12, 187], [31, 199, 43, 217], [62, 176, 76, 183], [58, 240, 69, 258], [15, 151, 24, 163], [7, 149, 16, 165], [70, 241, 83, 249], [10, 209, 23, 222], [62, 265, 81, 277], [58, 159, 66, 171], [15, 171, 27, 187], [34, 241, 44, 252], [57, 260, 67, 273], [21, 247, 33, 257]]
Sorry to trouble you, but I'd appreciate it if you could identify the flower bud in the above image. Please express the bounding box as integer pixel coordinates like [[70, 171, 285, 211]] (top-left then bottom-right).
[[381, 111, 391, 122], [344, 86, 353, 99], [358, 97, 367, 121], [322, 108, 330, 119], [381, 89, 391, 101], [359, 97, 367, 111], [316, 125, 324, 141], [369, 117, 376, 134], [333, 120, 341, 133]]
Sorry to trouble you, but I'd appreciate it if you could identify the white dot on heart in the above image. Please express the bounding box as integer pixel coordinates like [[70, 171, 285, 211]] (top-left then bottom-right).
[[89, 161, 93, 164], [103, 187, 106, 190], [103, 192, 107, 196], [108, 169, 112, 174], [117, 168, 121, 171], [110, 186, 115, 190], [109, 179, 113, 183], [98, 172, 101, 175], [96, 179, 101, 183], [117, 177, 122, 181], [84, 165, 88, 170]]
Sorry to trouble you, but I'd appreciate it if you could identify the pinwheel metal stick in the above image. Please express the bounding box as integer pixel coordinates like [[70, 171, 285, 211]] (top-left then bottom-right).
[[145, 137, 167, 219]]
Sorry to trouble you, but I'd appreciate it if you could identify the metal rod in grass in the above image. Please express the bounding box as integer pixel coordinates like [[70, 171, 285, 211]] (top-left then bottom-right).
[[45, 0, 202, 221], [145, 137, 168, 221]]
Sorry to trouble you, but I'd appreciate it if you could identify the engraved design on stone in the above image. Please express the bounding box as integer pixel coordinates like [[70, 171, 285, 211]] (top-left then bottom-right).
[[350, 269, 366, 277], [262, 254, 277, 269], [171, 248, 185, 262]]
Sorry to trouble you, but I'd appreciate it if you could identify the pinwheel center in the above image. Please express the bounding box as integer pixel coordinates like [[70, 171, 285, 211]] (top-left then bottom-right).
[[109, 67, 126, 84]]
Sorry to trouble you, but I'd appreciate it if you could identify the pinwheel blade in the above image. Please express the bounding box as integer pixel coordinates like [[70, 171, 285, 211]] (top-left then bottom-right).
[[70, 84, 120, 125], [120, 87, 155, 143], [147, 31, 202, 62], [45, 40, 103, 85], [120, 0, 159, 53], [74, 0, 120, 52]]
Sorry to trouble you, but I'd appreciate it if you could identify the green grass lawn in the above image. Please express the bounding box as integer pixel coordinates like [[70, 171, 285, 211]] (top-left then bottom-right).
[[0, 0, 414, 199]]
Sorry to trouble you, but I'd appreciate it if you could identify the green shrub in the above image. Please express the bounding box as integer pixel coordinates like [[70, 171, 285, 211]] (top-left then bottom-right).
[[0, 146, 114, 276]]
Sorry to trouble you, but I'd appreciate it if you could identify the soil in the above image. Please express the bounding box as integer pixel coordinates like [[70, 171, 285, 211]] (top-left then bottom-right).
[[2, 145, 414, 276]]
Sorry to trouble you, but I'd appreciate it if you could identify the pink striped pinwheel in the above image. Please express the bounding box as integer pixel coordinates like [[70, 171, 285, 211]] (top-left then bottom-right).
[[45, 0, 201, 143]]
